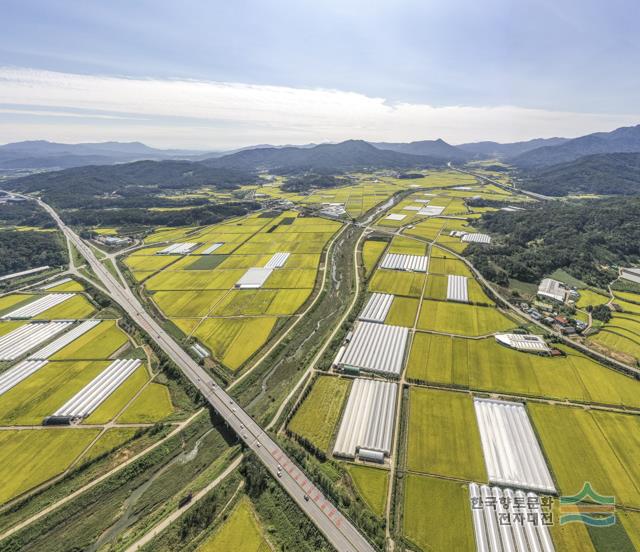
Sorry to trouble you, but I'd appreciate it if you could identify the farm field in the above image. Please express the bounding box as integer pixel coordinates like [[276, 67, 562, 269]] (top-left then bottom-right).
[[117, 382, 174, 423], [33, 294, 96, 320], [345, 464, 388, 517], [416, 300, 515, 336], [0, 428, 100, 504], [384, 296, 419, 327], [361, 240, 387, 276], [576, 288, 609, 308], [405, 387, 486, 481], [288, 375, 351, 452], [45, 280, 85, 292], [427, 256, 473, 277], [529, 403, 640, 508], [0, 293, 35, 314], [51, 320, 129, 360], [423, 274, 494, 304], [197, 496, 271, 552], [405, 334, 640, 407], [368, 269, 425, 298], [403, 474, 475, 552]]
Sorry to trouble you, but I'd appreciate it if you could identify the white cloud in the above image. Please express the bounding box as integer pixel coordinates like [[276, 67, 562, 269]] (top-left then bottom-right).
[[0, 66, 637, 149]]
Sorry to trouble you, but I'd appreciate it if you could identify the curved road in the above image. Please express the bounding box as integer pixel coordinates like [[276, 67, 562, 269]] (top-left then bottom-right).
[[33, 197, 374, 552]]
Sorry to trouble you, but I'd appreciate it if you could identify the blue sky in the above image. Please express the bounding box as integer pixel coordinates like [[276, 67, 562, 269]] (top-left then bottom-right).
[[1, 0, 639, 149]]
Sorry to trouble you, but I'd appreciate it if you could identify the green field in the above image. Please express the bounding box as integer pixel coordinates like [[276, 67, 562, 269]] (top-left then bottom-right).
[[403, 474, 475, 552], [423, 274, 494, 304], [362, 240, 387, 276], [198, 496, 271, 552], [385, 296, 419, 327], [46, 280, 85, 292], [124, 254, 181, 272], [151, 290, 227, 317], [0, 428, 100, 504], [51, 320, 129, 360], [211, 289, 311, 316], [590, 327, 640, 360], [368, 269, 426, 297], [529, 404, 640, 508], [117, 382, 174, 423], [288, 376, 351, 452], [0, 320, 25, 337], [0, 293, 35, 314], [34, 294, 96, 320], [406, 387, 487, 481], [576, 289, 609, 308], [405, 334, 640, 408], [82, 428, 140, 463], [345, 464, 388, 517], [417, 300, 515, 336]]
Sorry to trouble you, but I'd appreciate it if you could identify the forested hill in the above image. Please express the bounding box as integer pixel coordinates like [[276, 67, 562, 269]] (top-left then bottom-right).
[[518, 152, 640, 196], [467, 197, 640, 287]]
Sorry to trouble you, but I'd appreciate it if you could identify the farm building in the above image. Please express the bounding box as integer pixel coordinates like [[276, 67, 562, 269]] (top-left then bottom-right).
[[379, 253, 428, 272], [474, 398, 556, 493], [29, 320, 100, 360], [336, 321, 409, 377], [359, 293, 394, 323], [48, 359, 141, 423], [264, 252, 290, 269], [495, 334, 551, 354], [446, 275, 469, 302], [235, 267, 274, 289], [537, 278, 567, 303], [201, 242, 224, 254], [0, 321, 73, 360], [462, 233, 491, 244], [1, 293, 74, 319], [0, 359, 49, 396], [621, 267, 640, 284], [333, 378, 397, 461], [385, 213, 406, 221], [469, 483, 554, 552], [156, 242, 197, 255], [417, 205, 445, 216]]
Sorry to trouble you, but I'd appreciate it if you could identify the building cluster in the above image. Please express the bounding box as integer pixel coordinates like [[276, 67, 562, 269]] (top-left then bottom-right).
[[95, 235, 131, 247]]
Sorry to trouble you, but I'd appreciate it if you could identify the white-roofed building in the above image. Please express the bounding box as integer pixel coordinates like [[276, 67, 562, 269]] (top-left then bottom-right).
[[333, 378, 397, 461], [337, 321, 409, 377], [418, 205, 445, 216], [1, 293, 74, 319], [201, 243, 224, 254], [156, 242, 197, 255], [359, 293, 394, 323], [621, 267, 640, 284], [379, 253, 428, 272], [264, 252, 290, 269], [474, 398, 556, 493], [385, 213, 406, 221], [495, 334, 551, 354], [447, 275, 469, 302], [462, 233, 491, 244], [403, 205, 421, 211], [235, 267, 274, 289], [537, 278, 567, 303]]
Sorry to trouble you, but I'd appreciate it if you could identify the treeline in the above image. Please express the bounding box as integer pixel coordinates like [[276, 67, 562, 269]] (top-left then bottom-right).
[[467, 197, 640, 287], [0, 230, 67, 276], [0, 200, 55, 227], [281, 174, 351, 192], [62, 202, 260, 227]]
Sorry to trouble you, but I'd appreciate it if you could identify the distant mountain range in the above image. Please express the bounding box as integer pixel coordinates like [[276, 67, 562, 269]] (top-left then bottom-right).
[[371, 139, 473, 162], [0, 140, 211, 170], [456, 137, 569, 159]]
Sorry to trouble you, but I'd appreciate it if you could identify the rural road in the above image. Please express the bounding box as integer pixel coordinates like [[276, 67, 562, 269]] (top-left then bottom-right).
[[32, 196, 375, 552]]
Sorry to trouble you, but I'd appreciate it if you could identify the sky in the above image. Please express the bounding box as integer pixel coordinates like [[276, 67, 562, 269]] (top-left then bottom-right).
[[1, 0, 639, 150]]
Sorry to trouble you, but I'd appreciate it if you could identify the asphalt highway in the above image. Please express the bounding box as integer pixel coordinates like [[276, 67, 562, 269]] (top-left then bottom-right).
[[37, 198, 374, 552]]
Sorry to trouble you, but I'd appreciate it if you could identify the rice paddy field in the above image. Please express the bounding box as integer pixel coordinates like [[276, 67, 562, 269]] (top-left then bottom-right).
[[361, 239, 388, 276], [588, 290, 640, 362], [287, 375, 351, 452], [129, 211, 342, 372], [416, 299, 515, 336], [345, 464, 388, 517]]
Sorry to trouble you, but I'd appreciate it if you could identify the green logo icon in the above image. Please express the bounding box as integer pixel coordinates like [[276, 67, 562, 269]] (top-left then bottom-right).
[[559, 483, 615, 526]]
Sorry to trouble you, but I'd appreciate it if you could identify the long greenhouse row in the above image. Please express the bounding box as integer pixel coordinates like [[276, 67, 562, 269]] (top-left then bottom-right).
[[379, 253, 428, 272], [474, 398, 556, 493], [1, 293, 74, 319], [0, 321, 73, 360], [0, 359, 49, 396], [446, 274, 469, 303], [333, 378, 397, 461], [358, 293, 394, 323], [50, 359, 141, 421], [28, 320, 101, 360]]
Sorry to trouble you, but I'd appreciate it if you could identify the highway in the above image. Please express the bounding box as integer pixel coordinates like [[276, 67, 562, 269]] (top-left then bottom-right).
[[35, 197, 375, 552]]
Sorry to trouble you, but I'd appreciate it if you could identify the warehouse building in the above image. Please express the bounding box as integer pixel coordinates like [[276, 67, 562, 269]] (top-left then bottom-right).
[[537, 278, 567, 303], [336, 321, 409, 377], [1, 293, 74, 319], [495, 334, 551, 354], [235, 267, 274, 289], [156, 242, 197, 255], [358, 293, 394, 323], [385, 213, 406, 221], [201, 242, 224, 254], [380, 253, 428, 272], [29, 320, 100, 360], [418, 205, 445, 216], [447, 275, 469, 302], [47, 359, 141, 423], [462, 233, 492, 244], [621, 267, 640, 284], [0, 359, 49, 396], [333, 378, 398, 462], [264, 252, 290, 269], [469, 483, 555, 552], [0, 321, 73, 360], [474, 398, 556, 493]]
